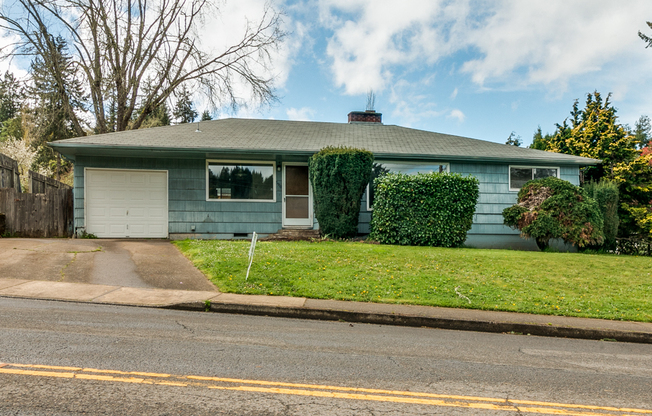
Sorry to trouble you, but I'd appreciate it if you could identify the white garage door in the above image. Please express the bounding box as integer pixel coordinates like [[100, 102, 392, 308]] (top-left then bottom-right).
[[85, 169, 168, 238]]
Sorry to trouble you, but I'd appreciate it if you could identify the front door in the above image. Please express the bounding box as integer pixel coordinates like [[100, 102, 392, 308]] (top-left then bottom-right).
[[282, 163, 312, 227]]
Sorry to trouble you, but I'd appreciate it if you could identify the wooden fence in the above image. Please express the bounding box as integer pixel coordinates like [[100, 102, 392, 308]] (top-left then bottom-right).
[[0, 187, 74, 237], [0, 153, 21, 191], [30, 170, 72, 193], [0, 153, 74, 238]]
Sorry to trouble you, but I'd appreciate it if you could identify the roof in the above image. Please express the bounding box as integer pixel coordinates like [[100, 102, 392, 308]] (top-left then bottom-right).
[[51, 118, 599, 165]]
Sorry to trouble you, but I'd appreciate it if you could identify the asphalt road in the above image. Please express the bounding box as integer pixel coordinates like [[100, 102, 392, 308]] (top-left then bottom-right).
[[1, 297, 651, 415]]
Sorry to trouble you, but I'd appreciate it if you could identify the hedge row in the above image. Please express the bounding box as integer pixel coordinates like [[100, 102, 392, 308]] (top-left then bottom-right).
[[370, 172, 479, 247], [583, 179, 619, 249]]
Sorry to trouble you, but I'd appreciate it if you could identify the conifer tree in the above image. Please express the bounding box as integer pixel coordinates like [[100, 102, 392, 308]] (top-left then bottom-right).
[[633, 115, 651, 149], [0, 72, 24, 141], [29, 35, 86, 145], [505, 131, 522, 147], [532, 91, 651, 237], [530, 126, 554, 150], [201, 110, 213, 121], [172, 85, 198, 124], [541, 92, 636, 182], [0, 72, 22, 124]]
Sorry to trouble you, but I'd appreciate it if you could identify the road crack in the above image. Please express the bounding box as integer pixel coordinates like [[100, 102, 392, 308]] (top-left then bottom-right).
[[505, 394, 524, 415], [175, 320, 195, 334], [58, 252, 78, 282], [386, 356, 401, 368]]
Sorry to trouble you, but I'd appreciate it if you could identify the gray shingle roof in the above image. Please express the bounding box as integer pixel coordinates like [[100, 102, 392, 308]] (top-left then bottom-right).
[[51, 118, 598, 165]]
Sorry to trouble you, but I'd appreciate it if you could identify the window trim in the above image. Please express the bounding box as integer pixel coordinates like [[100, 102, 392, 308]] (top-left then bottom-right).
[[206, 159, 277, 202], [366, 161, 449, 211], [508, 165, 560, 192]]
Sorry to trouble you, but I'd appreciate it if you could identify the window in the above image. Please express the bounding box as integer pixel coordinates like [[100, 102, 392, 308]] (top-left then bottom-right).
[[367, 161, 449, 210], [509, 166, 559, 191], [207, 161, 275, 201]]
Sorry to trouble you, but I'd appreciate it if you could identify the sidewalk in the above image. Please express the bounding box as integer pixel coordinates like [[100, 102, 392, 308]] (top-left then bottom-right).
[[1, 277, 651, 344]]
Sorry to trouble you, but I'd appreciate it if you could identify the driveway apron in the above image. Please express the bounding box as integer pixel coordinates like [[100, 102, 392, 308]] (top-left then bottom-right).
[[90, 240, 150, 288], [0, 238, 217, 292]]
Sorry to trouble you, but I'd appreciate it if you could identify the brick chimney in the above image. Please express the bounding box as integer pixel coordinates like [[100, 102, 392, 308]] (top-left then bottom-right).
[[348, 110, 382, 124]]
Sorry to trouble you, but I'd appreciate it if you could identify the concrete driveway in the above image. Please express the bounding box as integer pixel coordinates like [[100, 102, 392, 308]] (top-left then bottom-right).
[[0, 238, 217, 292]]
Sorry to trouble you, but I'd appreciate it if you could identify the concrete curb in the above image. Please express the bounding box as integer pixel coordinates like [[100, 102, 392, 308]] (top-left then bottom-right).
[[2, 277, 651, 344], [165, 301, 652, 344]]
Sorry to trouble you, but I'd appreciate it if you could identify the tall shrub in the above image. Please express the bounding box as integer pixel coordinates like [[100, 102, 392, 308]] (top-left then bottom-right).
[[309, 146, 373, 239], [503, 177, 604, 250], [370, 172, 479, 247], [583, 179, 619, 249]]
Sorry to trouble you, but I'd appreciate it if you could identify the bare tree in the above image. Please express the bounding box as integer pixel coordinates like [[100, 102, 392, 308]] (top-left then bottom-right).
[[0, 0, 285, 134]]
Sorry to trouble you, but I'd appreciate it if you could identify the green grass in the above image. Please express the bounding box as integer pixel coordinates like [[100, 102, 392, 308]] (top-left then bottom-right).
[[173, 240, 652, 322]]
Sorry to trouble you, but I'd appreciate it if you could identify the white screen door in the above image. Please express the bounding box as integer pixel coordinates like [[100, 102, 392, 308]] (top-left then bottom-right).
[[282, 164, 312, 227]]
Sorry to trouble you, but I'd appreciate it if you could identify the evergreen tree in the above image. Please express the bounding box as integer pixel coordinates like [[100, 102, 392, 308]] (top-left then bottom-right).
[[0, 72, 25, 141], [505, 131, 522, 147], [532, 91, 652, 238], [633, 115, 651, 149], [139, 102, 171, 128], [29, 35, 86, 146], [201, 110, 212, 121], [0, 72, 22, 125], [539, 91, 636, 182], [530, 126, 554, 150], [28, 36, 85, 178], [172, 85, 198, 124], [132, 80, 171, 129]]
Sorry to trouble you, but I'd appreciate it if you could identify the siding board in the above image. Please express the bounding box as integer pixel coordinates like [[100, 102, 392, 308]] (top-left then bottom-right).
[[75, 155, 581, 241], [359, 161, 579, 238]]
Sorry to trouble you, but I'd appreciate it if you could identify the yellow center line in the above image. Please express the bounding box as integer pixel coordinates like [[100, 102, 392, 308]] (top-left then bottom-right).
[[512, 400, 652, 414], [10, 363, 171, 378], [1, 362, 650, 416], [207, 385, 519, 411]]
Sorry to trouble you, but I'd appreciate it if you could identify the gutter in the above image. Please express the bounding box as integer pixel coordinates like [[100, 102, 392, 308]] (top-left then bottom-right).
[[50, 143, 601, 166]]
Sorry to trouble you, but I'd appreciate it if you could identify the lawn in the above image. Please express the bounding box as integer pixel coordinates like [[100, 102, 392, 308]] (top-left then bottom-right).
[[174, 240, 652, 322]]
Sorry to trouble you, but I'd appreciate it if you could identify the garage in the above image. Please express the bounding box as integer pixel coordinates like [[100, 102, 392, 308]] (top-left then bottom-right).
[[85, 169, 168, 238]]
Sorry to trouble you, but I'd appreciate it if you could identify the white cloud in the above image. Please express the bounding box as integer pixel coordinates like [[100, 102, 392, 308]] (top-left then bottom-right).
[[194, 0, 299, 110], [286, 107, 316, 121], [448, 109, 465, 123], [317, 0, 652, 96], [388, 79, 446, 126], [460, 1, 652, 91], [0, 29, 29, 78], [319, 0, 467, 95], [450, 88, 458, 100]]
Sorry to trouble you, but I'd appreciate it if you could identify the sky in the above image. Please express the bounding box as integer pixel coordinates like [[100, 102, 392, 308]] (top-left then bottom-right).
[[2, 0, 652, 146]]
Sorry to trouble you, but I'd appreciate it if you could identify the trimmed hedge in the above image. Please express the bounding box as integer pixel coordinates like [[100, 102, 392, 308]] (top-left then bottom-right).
[[503, 177, 604, 250], [583, 179, 619, 250], [309, 146, 374, 239], [370, 172, 479, 247]]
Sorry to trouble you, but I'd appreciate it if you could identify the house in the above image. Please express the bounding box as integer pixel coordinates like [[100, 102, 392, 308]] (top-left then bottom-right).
[[50, 111, 598, 249]]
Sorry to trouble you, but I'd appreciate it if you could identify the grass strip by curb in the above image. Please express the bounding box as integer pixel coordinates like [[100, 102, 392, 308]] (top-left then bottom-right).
[[174, 240, 652, 323]]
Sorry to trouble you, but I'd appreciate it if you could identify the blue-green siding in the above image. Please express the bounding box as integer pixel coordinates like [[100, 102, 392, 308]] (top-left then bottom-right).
[[357, 161, 580, 249], [74, 155, 286, 237], [74, 155, 580, 247]]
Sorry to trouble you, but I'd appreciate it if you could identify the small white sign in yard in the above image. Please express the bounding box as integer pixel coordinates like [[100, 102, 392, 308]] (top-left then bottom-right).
[[246, 232, 258, 281]]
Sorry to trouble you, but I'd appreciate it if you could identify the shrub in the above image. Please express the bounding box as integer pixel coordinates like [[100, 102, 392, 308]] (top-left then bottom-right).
[[583, 179, 619, 249], [503, 177, 604, 250], [309, 146, 374, 239], [370, 172, 479, 247]]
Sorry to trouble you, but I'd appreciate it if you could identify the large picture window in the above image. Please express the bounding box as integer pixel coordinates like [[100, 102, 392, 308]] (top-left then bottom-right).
[[509, 166, 559, 191], [367, 161, 448, 210], [207, 161, 275, 201]]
